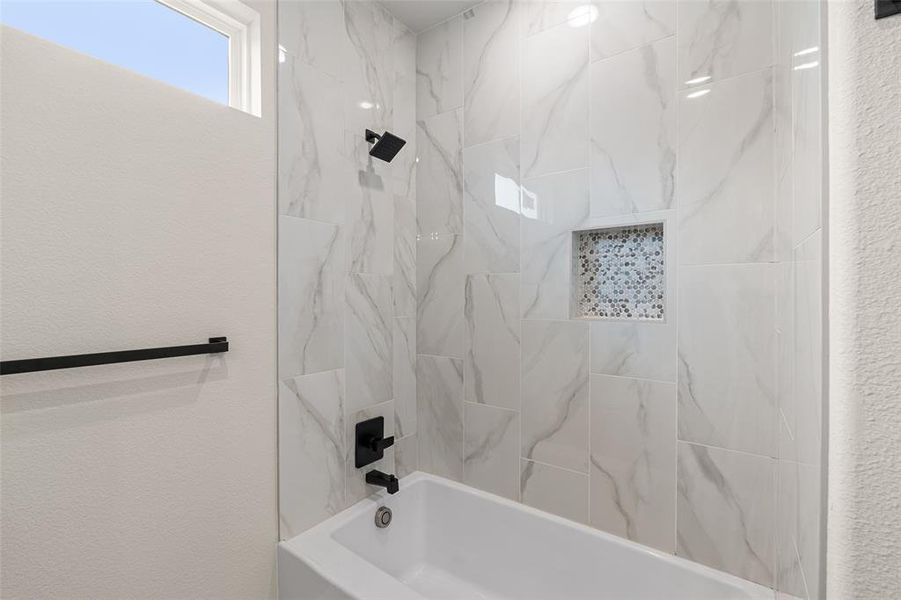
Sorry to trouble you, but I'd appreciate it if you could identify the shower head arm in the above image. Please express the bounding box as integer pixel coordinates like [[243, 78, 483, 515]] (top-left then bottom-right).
[[365, 129, 381, 144]]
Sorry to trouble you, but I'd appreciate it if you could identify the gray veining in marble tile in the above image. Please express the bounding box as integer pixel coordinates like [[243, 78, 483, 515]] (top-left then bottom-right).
[[418, 355, 464, 481], [463, 137, 521, 274], [463, 0, 521, 147], [677, 0, 774, 86], [417, 16, 463, 119], [278, 0, 351, 79], [393, 27, 418, 317], [521, 22, 589, 179], [465, 403, 520, 500], [394, 178, 417, 317], [590, 374, 676, 552], [279, 369, 345, 538], [394, 316, 417, 439], [521, 320, 589, 472], [520, 169, 590, 319], [345, 273, 393, 414], [678, 264, 776, 456], [417, 234, 464, 358], [520, 459, 590, 523], [279, 216, 345, 378], [776, 460, 808, 599], [347, 138, 395, 275], [590, 37, 676, 216], [417, 109, 464, 236], [677, 442, 775, 587], [465, 273, 520, 410], [590, 0, 675, 61], [344, 0, 397, 132], [345, 399, 396, 507], [678, 68, 775, 265], [590, 320, 676, 382], [278, 57, 352, 224], [521, 0, 583, 37]]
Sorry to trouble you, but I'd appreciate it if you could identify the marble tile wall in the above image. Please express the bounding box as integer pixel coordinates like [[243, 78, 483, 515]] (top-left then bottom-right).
[[277, 0, 417, 540], [412, 0, 824, 596]]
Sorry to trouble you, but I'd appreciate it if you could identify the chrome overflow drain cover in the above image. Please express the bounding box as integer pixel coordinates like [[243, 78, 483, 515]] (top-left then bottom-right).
[[375, 506, 392, 528]]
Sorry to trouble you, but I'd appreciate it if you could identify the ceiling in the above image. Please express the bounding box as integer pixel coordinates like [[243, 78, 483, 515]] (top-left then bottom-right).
[[380, 0, 482, 33]]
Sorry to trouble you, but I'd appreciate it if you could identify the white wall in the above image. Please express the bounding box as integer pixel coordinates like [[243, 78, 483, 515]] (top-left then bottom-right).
[[0, 7, 277, 598], [827, 2, 901, 598]]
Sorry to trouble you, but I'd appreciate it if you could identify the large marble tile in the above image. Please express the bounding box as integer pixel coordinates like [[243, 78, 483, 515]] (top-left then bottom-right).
[[590, 375, 676, 553], [347, 138, 394, 275], [463, 0, 521, 147], [521, 320, 589, 472], [790, 231, 822, 466], [279, 370, 345, 538], [417, 355, 464, 481], [417, 16, 463, 119], [791, 39, 823, 246], [522, 0, 583, 37], [343, 0, 396, 132], [393, 317, 417, 440], [520, 169, 590, 319], [417, 235, 464, 358], [677, 442, 775, 587], [278, 216, 345, 378], [776, 460, 813, 599], [590, 320, 676, 382], [677, 0, 774, 86], [345, 274, 393, 414], [590, 1, 675, 61], [417, 109, 464, 236], [678, 264, 776, 456], [278, 0, 350, 79], [464, 403, 520, 500], [345, 400, 396, 507], [520, 459, 590, 523], [394, 175, 417, 317], [463, 137, 521, 274], [678, 68, 775, 265], [521, 22, 589, 179], [395, 434, 419, 479], [278, 57, 352, 224], [590, 37, 676, 216], [464, 274, 521, 409]]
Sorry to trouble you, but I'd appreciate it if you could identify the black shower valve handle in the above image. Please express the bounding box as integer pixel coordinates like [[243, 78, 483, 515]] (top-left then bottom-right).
[[366, 435, 394, 453]]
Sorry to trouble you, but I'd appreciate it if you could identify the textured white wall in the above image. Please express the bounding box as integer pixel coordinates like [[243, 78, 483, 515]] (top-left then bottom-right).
[[827, 2, 901, 597], [0, 10, 277, 599]]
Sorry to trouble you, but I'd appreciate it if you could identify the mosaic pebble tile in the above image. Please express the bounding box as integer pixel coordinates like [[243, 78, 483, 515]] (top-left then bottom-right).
[[576, 224, 665, 320]]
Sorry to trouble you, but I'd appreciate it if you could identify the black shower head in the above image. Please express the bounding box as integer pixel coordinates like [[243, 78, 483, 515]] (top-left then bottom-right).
[[365, 129, 406, 163]]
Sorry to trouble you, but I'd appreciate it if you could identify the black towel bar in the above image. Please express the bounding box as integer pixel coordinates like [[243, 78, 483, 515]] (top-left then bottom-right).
[[0, 337, 229, 375]]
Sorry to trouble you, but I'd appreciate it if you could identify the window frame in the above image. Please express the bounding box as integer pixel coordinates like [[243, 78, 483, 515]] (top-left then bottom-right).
[[158, 0, 262, 116]]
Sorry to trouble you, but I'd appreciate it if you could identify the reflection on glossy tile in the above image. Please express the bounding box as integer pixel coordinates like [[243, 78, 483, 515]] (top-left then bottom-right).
[[590, 375, 676, 552], [590, 320, 676, 382], [278, 58, 351, 224], [418, 355, 464, 481], [344, 0, 396, 131], [677, 442, 774, 586], [521, 320, 589, 472], [465, 274, 520, 409], [791, 42, 822, 245], [678, 264, 776, 456], [590, 37, 676, 216], [417, 109, 464, 235], [465, 403, 520, 500], [347, 140, 394, 274], [521, 459, 590, 523], [464, 137, 521, 274], [279, 370, 345, 538], [463, 0, 521, 147], [522, 0, 583, 37], [520, 169, 590, 319], [417, 16, 463, 119], [590, 0, 675, 61], [345, 400, 395, 507], [417, 235, 464, 358], [279, 216, 345, 378], [278, 0, 350, 79], [394, 317, 417, 439], [521, 22, 589, 178], [677, 0, 774, 85], [678, 68, 775, 265], [346, 274, 393, 414]]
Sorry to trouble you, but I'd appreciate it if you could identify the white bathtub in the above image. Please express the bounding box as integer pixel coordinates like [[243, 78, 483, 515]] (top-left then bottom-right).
[[278, 472, 773, 600]]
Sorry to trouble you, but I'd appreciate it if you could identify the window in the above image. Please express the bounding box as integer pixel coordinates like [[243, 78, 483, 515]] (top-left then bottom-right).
[[0, 0, 261, 115]]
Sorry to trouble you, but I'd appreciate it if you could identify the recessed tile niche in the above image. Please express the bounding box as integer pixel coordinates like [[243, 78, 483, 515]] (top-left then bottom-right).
[[574, 223, 665, 320]]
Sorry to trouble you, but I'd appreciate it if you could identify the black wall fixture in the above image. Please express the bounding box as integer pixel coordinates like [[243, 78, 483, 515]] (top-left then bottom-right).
[[876, 0, 901, 19], [365, 129, 406, 163], [0, 337, 228, 375]]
